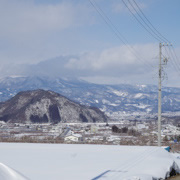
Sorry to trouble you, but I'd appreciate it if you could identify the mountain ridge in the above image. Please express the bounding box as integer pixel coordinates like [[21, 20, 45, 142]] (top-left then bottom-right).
[[0, 76, 180, 116]]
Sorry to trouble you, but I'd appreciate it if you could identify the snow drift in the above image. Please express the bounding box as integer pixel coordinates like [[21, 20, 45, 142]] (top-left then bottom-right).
[[0, 143, 180, 180], [0, 163, 28, 180]]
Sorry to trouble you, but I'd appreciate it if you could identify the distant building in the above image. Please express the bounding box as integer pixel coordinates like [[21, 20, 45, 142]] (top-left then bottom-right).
[[64, 134, 82, 142], [137, 124, 147, 130], [91, 125, 98, 133], [60, 127, 73, 137]]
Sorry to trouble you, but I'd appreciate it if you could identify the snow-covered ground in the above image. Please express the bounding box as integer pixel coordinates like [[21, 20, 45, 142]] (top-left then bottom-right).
[[0, 163, 28, 180], [0, 143, 180, 180]]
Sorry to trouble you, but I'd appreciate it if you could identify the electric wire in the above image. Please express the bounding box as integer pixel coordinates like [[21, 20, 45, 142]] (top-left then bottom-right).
[[127, 0, 164, 42], [131, 0, 180, 74], [89, 0, 153, 69], [164, 46, 180, 75], [122, 0, 160, 42], [163, 46, 174, 69], [90, 0, 180, 77], [89, 0, 153, 70], [122, 0, 180, 75], [168, 46, 180, 72], [172, 45, 180, 69], [132, 0, 170, 44], [108, 147, 160, 179], [89, 0, 127, 45]]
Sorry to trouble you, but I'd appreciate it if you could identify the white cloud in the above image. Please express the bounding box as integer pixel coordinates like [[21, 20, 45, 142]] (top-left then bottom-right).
[[0, 0, 178, 87], [0, 0, 89, 36], [1, 43, 180, 86], [0, 0, 93, 64], [76, 44, 180, 86], [65, 43, 158, 73], [64, 43, 180, 85]]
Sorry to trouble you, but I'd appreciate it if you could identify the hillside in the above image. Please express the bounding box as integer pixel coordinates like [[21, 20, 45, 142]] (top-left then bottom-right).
[[0, 76, 180, 116], [0, 89, 108, 123]]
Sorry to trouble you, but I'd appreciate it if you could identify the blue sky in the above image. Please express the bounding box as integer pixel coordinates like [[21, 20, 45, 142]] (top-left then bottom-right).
[[0, 0, 180, 86]]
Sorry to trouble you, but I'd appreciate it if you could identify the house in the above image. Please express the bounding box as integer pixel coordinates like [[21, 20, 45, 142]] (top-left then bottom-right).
[[60, 127, 73, 138], [64, 134, 82, 142], [90, 125, 98, 133]]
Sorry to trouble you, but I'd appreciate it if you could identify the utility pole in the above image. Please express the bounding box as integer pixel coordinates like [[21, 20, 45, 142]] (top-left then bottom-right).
[[157, 43, 169, 147], [158, 42, 162, 147]]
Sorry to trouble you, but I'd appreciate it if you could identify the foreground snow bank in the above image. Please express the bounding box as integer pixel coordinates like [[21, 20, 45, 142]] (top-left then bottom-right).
[[0, 163, 28, 180], [0, 143, 179, 180], [93, 147, 180, 180]]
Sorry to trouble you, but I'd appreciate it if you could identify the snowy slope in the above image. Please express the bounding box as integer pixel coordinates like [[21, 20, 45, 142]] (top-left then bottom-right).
[[0, 143, 180, 180], [0, 163, 28, 180], [0, 89, 108, 123], [0, 76, 180, 115]]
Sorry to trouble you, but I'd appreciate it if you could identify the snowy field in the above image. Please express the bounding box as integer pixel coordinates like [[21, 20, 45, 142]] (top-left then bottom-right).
[[0, 143, 180, 180]]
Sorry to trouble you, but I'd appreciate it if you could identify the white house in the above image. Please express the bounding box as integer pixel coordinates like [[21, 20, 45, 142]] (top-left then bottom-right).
[[137, 124, 148, 130], [64, 134, 82, 142]]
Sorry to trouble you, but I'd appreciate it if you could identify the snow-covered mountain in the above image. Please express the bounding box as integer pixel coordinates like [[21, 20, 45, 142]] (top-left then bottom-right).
[[0, 76, 180, 115], [0, 89, 108, 123]]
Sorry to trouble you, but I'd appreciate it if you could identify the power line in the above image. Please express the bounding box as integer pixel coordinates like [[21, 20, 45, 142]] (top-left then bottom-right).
[[121, 0, 179, 146], [89, 0, 127, 45], [168, 46, 180, 72], [122, 0, 180, 75], [132, 0, 170, 43], [171, 45, 180, 69], [163, 44, 180, 74], [90, 0, 180, 77], [163, 45, 176, 70], [127, 0, 164, 42], [89, 0, 153, 70], [122, 0, 161, 42], [131, 0, 180, 73]]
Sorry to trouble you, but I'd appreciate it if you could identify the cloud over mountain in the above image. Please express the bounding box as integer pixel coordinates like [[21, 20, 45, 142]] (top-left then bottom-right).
[[2, 43, 179, 86]]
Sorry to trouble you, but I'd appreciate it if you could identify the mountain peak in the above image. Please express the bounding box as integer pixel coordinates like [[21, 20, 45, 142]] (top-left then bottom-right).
[[0, 89, 108, 123]]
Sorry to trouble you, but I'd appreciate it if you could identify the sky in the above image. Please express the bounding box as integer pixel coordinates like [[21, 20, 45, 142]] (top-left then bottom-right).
[[0, 0, 180, 87]]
